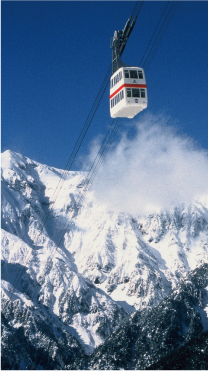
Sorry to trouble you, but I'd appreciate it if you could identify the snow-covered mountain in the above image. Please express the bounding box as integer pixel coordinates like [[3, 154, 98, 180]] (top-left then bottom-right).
[[1, 150, 127, 354], [74, 263, 208, 370], [1, 149, 208, 369]]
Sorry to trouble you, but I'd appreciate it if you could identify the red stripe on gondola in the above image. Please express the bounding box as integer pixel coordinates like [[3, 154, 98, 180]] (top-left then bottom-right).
[[109, 84, 147, 99]]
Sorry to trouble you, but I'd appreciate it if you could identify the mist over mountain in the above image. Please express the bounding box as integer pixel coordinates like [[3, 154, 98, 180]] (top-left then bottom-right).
[[89, 115, 208, 215], [1, 148, 208, 369]]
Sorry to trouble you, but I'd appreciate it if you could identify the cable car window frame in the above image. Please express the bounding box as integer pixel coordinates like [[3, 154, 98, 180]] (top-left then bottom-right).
[[140, 89, 145, 98], [132, 88, 140, 98], [138, 70, 143, 79], [130, 70, 138, 79], [124, 70, 129, 78], [126, 88, 131, 97]]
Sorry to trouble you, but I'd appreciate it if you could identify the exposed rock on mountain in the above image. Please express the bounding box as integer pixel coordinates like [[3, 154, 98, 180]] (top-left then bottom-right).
[[73, 264, 208, 370]]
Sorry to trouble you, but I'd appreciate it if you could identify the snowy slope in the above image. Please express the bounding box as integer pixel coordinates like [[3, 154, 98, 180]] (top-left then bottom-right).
[[1, 150, 127, 352], [1, 149, 208, 354], [68, 182, 208, 311]]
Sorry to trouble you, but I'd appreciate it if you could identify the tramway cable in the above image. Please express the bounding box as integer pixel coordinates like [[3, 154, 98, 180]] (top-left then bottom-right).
[[132, 0, 144, 19], [145, 1, 179, 72], [83, 2, 180, 195], [33, 64, 112, 235], [7, 1, 144, 303], [36, 0, 144, 226], [142, 1, 178, 70], [71, 2, 181, 208], [28, 0, 180, 339], [7, 65, 111, 301], [8, 1, 180, 323], [28, 0, 145, 246], [30, 0, 179, 290], [10, 1, 179, 348]]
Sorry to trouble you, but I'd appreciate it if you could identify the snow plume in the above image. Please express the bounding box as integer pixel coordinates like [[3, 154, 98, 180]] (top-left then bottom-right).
[[87, 113, 208, 216]]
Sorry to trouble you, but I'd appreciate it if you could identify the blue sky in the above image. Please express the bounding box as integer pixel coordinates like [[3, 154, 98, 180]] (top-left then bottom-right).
[[2, 1, 208, 170]]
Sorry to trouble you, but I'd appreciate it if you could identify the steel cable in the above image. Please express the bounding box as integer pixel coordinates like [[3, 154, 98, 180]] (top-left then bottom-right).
[[7, 2, 179, 355], [28, 0, 179, 306], [6, 0, 179, 324], [142, 1, 178, 69], [7, 1, 144, 303], [145, 1, 179, 72]]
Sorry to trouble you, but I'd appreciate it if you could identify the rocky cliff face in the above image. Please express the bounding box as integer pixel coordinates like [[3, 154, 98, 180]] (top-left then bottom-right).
[[1, 150, 208, 369]]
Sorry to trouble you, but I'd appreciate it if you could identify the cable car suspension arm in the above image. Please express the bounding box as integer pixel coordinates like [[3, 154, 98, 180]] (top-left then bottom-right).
[[111, 15, 137, 74]]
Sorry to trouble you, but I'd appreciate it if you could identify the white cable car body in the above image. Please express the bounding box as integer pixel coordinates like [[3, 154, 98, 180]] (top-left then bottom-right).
[[110, 66, 147, 119], [110, 16, 148, 119]]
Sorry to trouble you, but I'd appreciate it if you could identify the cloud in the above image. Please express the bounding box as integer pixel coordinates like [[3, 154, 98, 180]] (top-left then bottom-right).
[[85, 113, 208, 216]]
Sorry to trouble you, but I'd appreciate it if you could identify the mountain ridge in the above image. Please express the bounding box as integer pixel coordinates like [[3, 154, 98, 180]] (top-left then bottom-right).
[[1, 149, 208, 369]]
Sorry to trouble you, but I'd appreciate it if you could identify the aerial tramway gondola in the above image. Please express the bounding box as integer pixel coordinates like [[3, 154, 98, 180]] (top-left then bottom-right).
[[110, 16, 147, 119]]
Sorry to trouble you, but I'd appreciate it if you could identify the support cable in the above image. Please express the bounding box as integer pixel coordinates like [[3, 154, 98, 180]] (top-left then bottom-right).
[[139, 1, 170, 67], [7, 1, 144, 303], [10, 0, 179, 346], [22, 0, 179, 304], [145, 1, 179, 72], [27, 0, 180, 324], [142, 1, 177, 69]]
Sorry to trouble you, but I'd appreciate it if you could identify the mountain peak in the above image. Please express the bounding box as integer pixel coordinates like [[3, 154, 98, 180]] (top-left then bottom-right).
[[1, 149, 37, 171]]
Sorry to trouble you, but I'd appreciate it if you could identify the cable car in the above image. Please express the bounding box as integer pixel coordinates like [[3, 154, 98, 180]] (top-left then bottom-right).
[[110, 66, 147, 119], [110, 16, 147, 119]]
